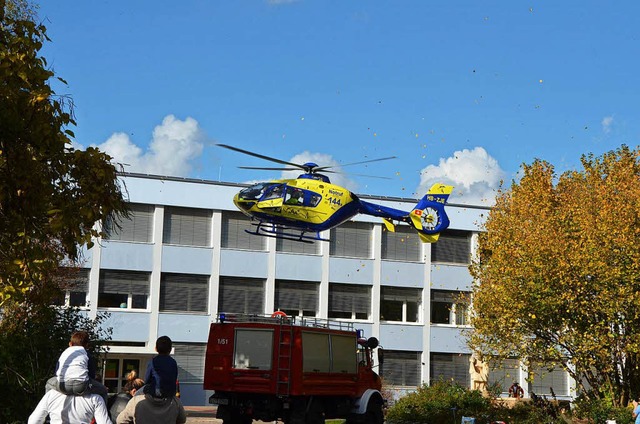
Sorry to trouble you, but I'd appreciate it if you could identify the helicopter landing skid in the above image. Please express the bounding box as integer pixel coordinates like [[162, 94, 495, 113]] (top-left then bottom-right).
[[245, 222, 329, 243]]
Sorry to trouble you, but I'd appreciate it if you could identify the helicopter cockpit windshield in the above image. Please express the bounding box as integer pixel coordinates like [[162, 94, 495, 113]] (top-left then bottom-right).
[[238, 183, 271, 201]]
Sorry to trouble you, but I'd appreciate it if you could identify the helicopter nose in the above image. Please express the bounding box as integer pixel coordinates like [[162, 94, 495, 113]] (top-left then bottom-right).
[[233, 194, 254, 211]]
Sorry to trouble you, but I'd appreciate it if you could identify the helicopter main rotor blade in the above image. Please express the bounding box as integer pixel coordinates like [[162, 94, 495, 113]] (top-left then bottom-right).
[[315, 156, 397, 172], [322, 170, 393, 180], [217, 144, 304, 169], [238, 166, 300, 171]]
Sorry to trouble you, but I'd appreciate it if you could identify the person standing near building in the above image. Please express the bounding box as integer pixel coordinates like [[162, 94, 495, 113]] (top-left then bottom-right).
[[28, 390, 111, 424], [115, 392, 187, 424], [143, 336, 178, 398], [508, 382, 525, 399], [108, 370, 145, 422]]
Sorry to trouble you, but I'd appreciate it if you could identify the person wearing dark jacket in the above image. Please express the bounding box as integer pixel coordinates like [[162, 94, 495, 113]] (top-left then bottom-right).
[[108, 371, 144, 422], [143, 336, 178, 398], [116, 393, 186, 424]]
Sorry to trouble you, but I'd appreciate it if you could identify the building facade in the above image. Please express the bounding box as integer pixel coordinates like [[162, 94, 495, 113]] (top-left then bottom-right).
[[58, 173, 572, 406]]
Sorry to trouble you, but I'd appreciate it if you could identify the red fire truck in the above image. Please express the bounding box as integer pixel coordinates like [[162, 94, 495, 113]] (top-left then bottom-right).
[[204, 313, 385, 424]]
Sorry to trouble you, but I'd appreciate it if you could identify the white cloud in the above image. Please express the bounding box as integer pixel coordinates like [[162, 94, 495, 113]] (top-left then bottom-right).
[[416, 147, 505, 206], [281, 152, 358, 191], [96, 115, 204, 177], [602, 116, 614, 134]]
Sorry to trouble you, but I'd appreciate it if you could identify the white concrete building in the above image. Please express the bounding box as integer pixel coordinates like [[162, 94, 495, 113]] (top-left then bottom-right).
[[58, 173, 571, 405]]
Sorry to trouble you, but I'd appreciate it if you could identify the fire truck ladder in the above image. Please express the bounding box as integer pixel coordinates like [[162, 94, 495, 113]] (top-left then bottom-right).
[[276, 319, 293, 397]]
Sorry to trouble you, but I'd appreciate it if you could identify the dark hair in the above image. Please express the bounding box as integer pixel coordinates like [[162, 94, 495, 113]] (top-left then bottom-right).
[[156, 336, 172, 355], [70, 331, 90, 347]]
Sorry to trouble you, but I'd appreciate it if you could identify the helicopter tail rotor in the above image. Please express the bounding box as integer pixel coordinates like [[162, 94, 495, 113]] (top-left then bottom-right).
[[408, 184, 453, 243]]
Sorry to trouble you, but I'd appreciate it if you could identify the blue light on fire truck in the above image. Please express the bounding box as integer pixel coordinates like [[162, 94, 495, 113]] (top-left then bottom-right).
[[356, 329, 364, 339]]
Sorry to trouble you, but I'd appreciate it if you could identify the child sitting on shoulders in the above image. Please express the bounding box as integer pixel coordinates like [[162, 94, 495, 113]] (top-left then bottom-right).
[[46, 330, 108, 401], [143, 335, 178, 398]]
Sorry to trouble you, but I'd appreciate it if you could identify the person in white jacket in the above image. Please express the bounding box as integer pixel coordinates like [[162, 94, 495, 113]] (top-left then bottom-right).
[[46, 331, 108, 401], [28, 389, 111, 424]]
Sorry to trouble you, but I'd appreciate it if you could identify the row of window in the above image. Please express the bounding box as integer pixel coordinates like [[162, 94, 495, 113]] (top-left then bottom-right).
[[384, 352, 569, 396], [106, 205, 471, 263], [57, 272, 469, 325]]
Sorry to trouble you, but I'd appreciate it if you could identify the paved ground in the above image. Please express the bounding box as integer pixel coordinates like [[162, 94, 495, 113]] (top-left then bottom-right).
[[184, 406, 280, 423]]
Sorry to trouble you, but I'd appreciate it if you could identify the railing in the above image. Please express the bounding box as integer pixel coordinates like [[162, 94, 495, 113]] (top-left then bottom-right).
[[215, 313, 355, 331]]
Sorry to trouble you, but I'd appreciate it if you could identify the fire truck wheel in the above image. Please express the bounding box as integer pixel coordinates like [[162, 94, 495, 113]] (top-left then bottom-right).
[[365, 399, 384, 424], [306, 399, 325, 424]]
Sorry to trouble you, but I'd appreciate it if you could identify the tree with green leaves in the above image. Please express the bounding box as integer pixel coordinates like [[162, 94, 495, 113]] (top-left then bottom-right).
[[469, 145, 640, 407], [0, 301, 112, 422], [0, 0, 127, 305]]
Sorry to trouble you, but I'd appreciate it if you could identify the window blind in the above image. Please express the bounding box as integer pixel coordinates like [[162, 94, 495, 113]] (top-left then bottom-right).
[[382, 226, 421, 261], [430, 353, 470, 387], [221, 212, 265, 250], [163, 207, 211, 247], [275, 280, 318, 311], [276, 237, 319, 254], [530, 362, 569, 396], [329, 284, 371, 314], [160, 273, 209, 312], [99, 270, 150, 295], [105, 204, 154, 243], [431, 230, 471, 264], [173, 343, 206, 383], [488, 358, 521, 393], [382, 350, 421, 386], [330, 221, 372, 258], [381, 286, 422, 303], [64, 269, 89, 292], [219, 277, 264, 314]]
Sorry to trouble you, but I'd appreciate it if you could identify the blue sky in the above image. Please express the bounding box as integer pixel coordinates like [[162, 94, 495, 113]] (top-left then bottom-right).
[[38, 1, 639, 205]]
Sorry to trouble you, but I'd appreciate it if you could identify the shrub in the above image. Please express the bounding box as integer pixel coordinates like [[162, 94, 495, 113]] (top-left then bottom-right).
[[572, 396, 634, 424], [386, 379, 575, 424], [386, 379, 491, 424]]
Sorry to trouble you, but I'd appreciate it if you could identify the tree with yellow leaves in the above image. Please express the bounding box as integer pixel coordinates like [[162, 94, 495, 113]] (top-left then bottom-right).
[[469, 145, 640, 407]]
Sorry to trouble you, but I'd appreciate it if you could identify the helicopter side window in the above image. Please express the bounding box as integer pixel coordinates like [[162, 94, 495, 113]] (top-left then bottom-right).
[[284, 188, 305, 206], [309, 194, 321, 207], [263, 185, 284, 200], [239, 183, 268, 201]]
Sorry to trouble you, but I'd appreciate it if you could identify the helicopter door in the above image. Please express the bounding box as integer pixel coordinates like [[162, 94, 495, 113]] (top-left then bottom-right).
[[284, 187, 305, 206], [256, 184, 285, 209]]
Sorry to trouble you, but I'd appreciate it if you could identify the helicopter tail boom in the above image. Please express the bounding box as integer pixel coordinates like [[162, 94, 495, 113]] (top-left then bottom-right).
[[357, 183, 453, 243]]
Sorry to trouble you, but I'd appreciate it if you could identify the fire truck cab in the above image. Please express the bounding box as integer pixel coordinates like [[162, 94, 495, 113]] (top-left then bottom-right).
[[204, 313, 384, 424]]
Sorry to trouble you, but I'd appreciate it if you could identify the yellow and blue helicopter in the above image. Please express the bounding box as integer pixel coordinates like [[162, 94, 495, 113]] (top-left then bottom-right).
[[219, 144, 453, 243]]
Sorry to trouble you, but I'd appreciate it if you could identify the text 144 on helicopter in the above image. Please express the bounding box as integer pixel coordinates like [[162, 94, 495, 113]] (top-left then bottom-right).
[[218, 144, 453, 243]]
